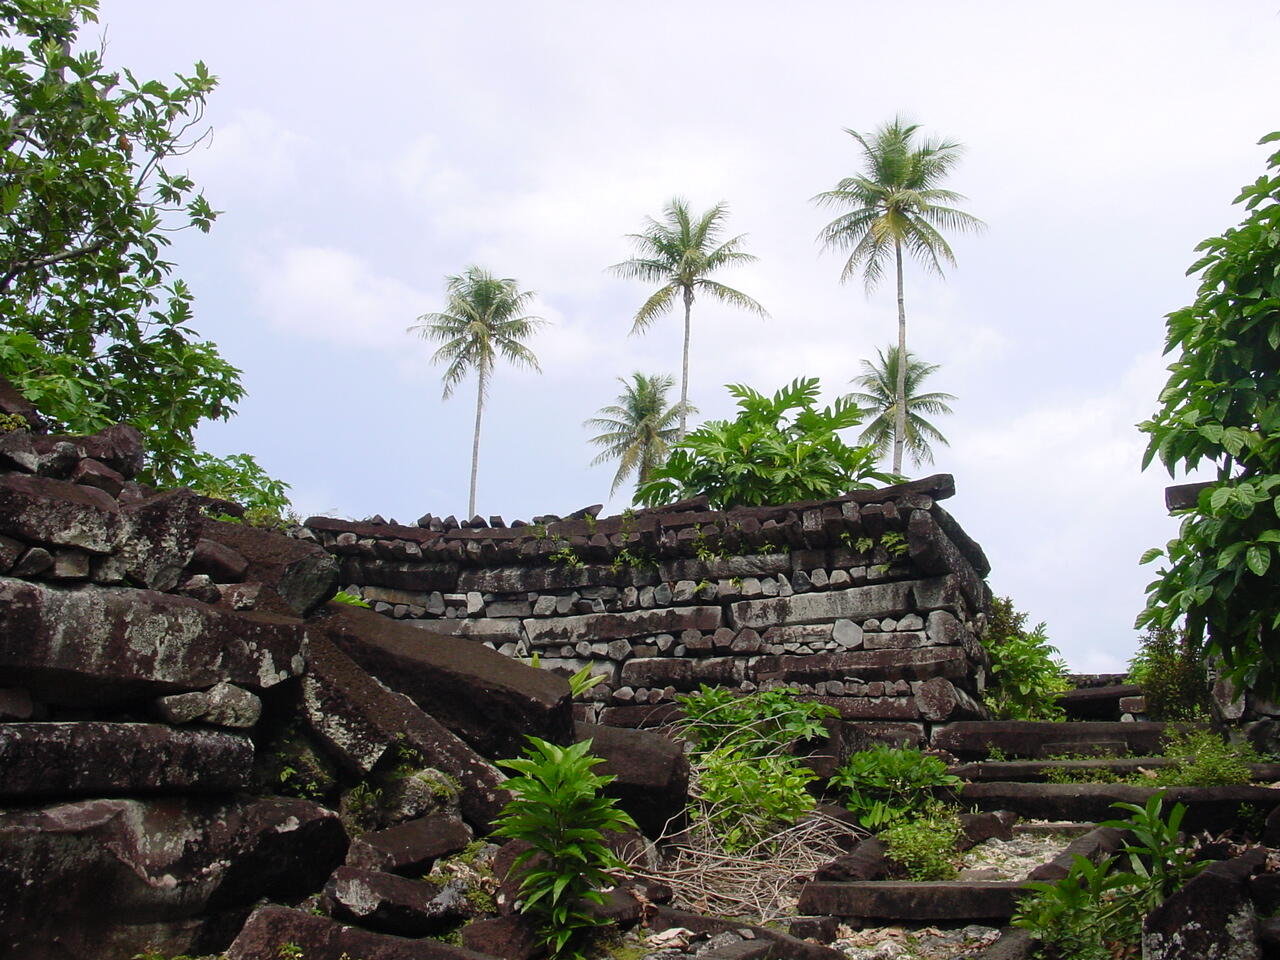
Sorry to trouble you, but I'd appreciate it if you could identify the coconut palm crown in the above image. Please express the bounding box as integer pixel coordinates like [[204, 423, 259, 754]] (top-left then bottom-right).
[[849, 346, 956, 469], [585, 372, 693, 496], [813, 117, 982, 472], [610, 198, 768, 437], [409, 266, 544, 518]]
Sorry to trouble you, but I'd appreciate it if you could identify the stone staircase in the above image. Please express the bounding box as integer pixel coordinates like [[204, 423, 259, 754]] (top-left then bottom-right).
[[790, 716, 1280, 953]]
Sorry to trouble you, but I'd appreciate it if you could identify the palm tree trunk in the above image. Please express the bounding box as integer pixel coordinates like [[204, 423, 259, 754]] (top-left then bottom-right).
[[678, 286, 693, 439], [468, 366, 486, 519], [893, 239, 907, 475]]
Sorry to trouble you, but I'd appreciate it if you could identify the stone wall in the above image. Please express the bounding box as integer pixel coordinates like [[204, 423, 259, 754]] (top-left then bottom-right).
[[304, 474, 995, 740]]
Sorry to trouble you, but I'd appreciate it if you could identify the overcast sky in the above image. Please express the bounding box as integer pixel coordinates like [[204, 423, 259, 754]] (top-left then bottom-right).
[[92, 1, 1277, 672]]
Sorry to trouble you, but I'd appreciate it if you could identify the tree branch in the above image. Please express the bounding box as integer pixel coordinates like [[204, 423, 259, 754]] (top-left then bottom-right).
[[0, 238, 108, 292]]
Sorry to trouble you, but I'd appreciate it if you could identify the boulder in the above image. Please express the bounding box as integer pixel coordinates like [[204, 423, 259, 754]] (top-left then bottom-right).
[[225, 905, 494, 960], [0, 722, 252, 799], [1143, 853, 1263, 959], [187, 537, 251, 581], [0, 472, 121, 553], [0, 797, 346, 960], [155, 681, 262, 728], [346, 813, 472, 875], [321, 867, 462, 936], [0, 578, 308, 706], [299, 636, 509, 830], [461, 915, 539, 960], [201, 517, 340, 616], [575, 722, 689, 838], [319, 602, 573, 759], [814, 838, 891, 882], [115, 488, 202, 591]]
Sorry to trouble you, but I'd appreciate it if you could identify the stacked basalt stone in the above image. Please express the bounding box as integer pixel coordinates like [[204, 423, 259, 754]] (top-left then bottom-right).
[[306, 475, 995, 747], [0, 378, 702, 960]]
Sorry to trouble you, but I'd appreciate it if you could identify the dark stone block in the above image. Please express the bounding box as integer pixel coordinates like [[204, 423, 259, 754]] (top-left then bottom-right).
[[1143, 853, 1261, 959], [575, 722, 689, 838], [301, 635, 509, 831], [0, 797, 347, 960], [346, 814, 472, 876], [320, 602, 572, 759], [226, 905, 492, 960], [188, 537, 250, 581], [321, 867, 465, 936], [798, 880, 1025, 921], [0, 722, 252, 799], [461, 915, 539, 960], [0, 578, 307, 706], [202, 518, 339, 616]]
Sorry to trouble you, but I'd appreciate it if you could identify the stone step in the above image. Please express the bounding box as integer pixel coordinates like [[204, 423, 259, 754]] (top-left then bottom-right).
[[931, 720, 1205, 759], [953, 758, 1280, 783], [1054, 684, 1143, 721], [961, 782, 1280, 833], [797, 880, 1027, 922]]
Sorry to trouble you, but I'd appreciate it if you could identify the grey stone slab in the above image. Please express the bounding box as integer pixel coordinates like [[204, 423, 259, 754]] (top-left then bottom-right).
[[730, 581, 916, 630]]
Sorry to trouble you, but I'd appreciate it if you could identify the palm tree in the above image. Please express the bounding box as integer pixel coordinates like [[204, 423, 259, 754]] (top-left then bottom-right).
[[610, 198, 768, 437], [813, 117, 982, 473], [584, 372, 693, 497], [849, 346, 956, 470], [409, 266, 544, 518]]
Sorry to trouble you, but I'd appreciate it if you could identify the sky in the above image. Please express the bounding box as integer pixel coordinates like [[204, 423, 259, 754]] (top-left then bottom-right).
[[90, 0, 1278, 672]]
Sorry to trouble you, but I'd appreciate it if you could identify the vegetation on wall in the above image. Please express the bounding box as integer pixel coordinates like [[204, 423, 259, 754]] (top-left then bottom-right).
[[981, 596, 1071, 720], [1138, 131, 1280, 695], [634, 377, 895, 509]]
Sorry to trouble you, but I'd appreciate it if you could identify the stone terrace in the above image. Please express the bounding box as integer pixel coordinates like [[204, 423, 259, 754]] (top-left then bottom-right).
[[303, 474, 995, 739]]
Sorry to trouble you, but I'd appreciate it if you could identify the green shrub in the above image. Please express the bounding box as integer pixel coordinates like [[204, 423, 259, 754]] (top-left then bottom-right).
[[1151, 728, 1257, 787], [676, 684, 836, 755], [493, 738, 636, 960], [1127, 626, 1210, 721], [634, 377, 895, 509], [881, 802, 964, 880], [675, 686, 837, 851], [1014, 792, 1206, 958], [982, 596, 1071, 720], [828, 744, 962, 829]]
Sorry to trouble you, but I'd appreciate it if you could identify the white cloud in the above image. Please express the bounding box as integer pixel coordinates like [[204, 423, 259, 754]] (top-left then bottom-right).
[[250, 246, 428, 351]]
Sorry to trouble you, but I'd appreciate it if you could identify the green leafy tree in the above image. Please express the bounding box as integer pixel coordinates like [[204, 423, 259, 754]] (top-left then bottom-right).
[[813, 117, 982, 473], [1137, 132, 1280, 695], [409, 266, 544, 519], [584, 371, 692, 497], [611, 198, 768, 437], [849, 345, 955, 469], [634, 377, 895, 509], [0, 0, 257, 490]]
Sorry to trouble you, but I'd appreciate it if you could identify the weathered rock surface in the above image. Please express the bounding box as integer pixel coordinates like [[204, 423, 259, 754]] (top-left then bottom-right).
[[798, 881, 1026, 920], [345, 813, 472, 875], [0, 577, 308, 705], [932, 720, 1174, 759], [225, 905, 494, 960], [0, 472, 122, 553], [321, 866, 461, 936], [320, 602, 572, 758], [202, 517, 339, 616], [524, 605, 723, 646], [155, 681, 263, 728], [575, 722, 688, 838], [300, 635, 508, 829], [0, 797, 346, 960], [729, 581, 915, 630], [0, 722, 252, 798], [1143, 852, 1263, 959]]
